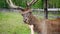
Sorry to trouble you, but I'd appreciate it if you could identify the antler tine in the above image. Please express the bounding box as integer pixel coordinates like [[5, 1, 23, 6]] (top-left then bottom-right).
[[6, 0, 24, 10], [6, 0, 18, 8], [26, 0, 38, 7]]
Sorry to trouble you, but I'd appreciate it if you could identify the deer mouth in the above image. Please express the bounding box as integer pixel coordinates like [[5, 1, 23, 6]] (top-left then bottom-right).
[[23, 19, 29, 24]]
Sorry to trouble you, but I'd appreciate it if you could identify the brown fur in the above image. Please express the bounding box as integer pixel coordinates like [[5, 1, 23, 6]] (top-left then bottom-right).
[[25, 13, 60, 34]]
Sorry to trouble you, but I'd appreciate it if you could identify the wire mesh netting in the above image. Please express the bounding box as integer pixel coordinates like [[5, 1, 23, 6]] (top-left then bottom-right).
[[32, 9, 60, 19]]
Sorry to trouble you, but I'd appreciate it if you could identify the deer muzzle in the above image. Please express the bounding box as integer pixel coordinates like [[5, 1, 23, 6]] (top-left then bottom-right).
[[23, 18, 29, 24]]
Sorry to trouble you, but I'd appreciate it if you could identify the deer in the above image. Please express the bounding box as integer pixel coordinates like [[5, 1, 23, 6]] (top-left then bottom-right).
[[6, 0, 60, 34]]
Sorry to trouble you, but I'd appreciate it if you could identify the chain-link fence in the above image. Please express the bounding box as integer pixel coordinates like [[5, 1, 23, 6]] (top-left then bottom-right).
[[32, 0, 60, 19], [32, 9, 60, 19]]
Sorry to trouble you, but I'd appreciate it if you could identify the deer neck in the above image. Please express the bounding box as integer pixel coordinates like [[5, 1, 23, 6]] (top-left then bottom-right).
[[28, 14, 40, 25]]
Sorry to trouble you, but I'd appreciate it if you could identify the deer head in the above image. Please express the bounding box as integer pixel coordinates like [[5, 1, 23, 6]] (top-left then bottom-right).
[[6, 0, 38, 24]]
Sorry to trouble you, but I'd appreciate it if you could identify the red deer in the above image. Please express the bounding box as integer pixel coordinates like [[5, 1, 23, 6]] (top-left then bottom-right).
[[6, 0, 60, 34]]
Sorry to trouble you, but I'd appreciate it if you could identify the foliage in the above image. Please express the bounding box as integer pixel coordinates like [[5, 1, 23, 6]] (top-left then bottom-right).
[[0, 0, 60, 8], [0, 0, 8, 8], [0, 0, 43, 8], [48, 0, 60, 8]]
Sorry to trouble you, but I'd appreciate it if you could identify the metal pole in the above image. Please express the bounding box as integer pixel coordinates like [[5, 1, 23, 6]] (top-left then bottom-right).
[[44, 0, 48, 19]]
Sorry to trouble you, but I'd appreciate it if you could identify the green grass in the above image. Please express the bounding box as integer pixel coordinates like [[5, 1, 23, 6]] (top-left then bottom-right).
[[0, 11, 60, 34], [0, 12, 30, 34]]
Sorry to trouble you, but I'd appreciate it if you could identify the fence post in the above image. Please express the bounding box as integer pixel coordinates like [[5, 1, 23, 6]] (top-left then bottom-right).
[[44, 0, 48, 19]]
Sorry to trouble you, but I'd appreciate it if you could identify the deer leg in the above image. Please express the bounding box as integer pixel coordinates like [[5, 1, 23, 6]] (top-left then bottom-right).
[[41, 21, 48, 34], [29, 25, 34, 34]]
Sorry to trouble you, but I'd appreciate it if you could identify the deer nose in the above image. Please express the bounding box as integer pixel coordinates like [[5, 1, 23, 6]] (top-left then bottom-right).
[[23, 19, 27, 23]]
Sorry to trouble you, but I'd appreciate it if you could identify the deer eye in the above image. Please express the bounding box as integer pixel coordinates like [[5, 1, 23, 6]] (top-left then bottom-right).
[[29, 12, 32, 13]]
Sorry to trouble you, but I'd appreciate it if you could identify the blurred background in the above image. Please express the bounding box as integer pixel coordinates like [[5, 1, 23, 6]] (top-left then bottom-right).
[[0, 0, 60, 34]]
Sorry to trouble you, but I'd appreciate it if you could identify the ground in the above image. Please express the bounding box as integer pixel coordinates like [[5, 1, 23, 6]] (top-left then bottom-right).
[[0, 12, 31, 34], [0, 11, 60, 34]]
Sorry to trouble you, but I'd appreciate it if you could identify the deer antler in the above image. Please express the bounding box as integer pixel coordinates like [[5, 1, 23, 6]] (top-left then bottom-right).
[[6, 0, 24, 10], [26, 0, 38, 7]]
